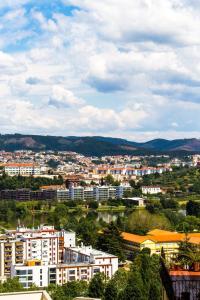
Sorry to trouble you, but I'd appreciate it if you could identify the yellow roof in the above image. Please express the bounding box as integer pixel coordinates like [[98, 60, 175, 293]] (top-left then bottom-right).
[[122, 230, 200, 244], [148, 229, 177, 236], [121, 232, 151, 243]]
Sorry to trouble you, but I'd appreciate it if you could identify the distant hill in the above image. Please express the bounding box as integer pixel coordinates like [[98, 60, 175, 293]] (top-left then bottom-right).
[[0, 134, 200, 156]]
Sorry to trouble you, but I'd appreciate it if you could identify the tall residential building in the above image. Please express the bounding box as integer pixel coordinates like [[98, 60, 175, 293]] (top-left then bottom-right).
[[0, 236, 25, 281], [0, 225, 75, 282]]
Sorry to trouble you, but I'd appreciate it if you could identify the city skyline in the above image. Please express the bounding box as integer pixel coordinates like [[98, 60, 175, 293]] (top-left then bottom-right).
[[1, 0, 200, 141]]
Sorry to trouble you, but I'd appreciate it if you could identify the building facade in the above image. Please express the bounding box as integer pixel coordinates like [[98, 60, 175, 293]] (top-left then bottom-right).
[[4, 163, 41, 176], [142, 186, 162, 194], [0, 225, 75, 281], [122, 229, 200, 261], [12, 246, 118, 288]]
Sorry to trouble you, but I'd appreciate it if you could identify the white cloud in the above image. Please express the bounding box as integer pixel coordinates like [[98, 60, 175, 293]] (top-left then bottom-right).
[[48, 85, 84, 108], [0, 0, 200, 140]]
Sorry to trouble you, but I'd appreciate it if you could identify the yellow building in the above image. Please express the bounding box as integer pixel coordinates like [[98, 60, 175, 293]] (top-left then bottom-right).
[[122, 229, 200, 260]]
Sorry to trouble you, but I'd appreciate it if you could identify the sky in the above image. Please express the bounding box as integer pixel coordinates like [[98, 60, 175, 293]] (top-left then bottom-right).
[[1, 0, 200, 141]]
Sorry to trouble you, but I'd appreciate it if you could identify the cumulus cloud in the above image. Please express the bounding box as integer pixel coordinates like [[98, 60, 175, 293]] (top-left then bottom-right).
[[0, 0, 200, 140], [48, 85, 84, 108]]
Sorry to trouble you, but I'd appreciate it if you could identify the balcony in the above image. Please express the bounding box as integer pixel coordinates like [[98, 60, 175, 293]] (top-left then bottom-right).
[[5, 257, 12, 262]]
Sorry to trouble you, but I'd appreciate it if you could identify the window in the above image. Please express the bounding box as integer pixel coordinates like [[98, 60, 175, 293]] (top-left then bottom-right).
[[21, 282, 27, 288], [19, 276, 27, 282], [17, 270, 26, 275], [93, 268, 100, 273], [69, 276, 76, 281], [69, 270, 75, 275]]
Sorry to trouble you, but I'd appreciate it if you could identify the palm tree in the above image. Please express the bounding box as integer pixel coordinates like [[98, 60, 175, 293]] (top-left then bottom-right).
[[178, 242, 200, 271]]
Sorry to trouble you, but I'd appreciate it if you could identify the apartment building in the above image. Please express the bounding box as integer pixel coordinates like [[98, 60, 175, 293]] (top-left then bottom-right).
[[83, 188, 94, 200], [142, 186, 162, 195], [94, 166, 170, 179], [0, 225, 75, 281], [12, 245, 118, 288], [4, 163, 41, 176], [57, 189, 70, 202], [0, 185, 133, 202], [11, 262, 56, 288], [69, 186, 84, 200], [0, 189, 57, 201], [0, 236, 25, 281], [93, 186, 109, 201]]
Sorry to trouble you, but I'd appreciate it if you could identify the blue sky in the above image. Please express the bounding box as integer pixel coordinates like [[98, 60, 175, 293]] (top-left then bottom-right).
[[0, 0, 200, 141]]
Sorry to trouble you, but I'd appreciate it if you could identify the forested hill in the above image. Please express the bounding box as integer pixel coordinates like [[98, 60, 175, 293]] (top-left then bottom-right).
[[0, 134, 200, 156]]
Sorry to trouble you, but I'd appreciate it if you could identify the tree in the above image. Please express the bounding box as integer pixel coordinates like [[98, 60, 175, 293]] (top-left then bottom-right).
[[160, 198, 178, 209], [76, 217, 98, 246], [63, 281, 88, 299], [121, 253, 162, 300], [149, 281, 161, 300], [129, 180, 136, 188], [0, 277, 23, 293], [97, 222, 125, 261], [127, 210, 171, 235], [104, 281, 118, 300], [178, 237, 200, 269], [122, 271, 145, 300], [104, 175, 115, 185], [186, 200, 200, 218], [88, 201, 98, 209], [176, 215, 200, 232], [53, 204, 69, 227], [88, 273, 105, 298], [111, 269, 128, 294]]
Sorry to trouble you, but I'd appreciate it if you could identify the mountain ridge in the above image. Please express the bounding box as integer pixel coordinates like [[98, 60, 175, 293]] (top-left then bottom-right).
[[0, 134, 200, 156]]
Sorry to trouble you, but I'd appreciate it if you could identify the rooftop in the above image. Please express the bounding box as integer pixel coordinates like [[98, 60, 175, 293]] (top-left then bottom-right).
[[170, 270, 200, 277], [0, 291, 52, 300], [69, 246, 117, 258], [122, 229, 200, 244]]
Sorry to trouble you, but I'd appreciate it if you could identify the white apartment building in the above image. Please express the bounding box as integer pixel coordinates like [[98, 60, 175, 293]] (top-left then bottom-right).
[[11, 263, 56, 288], [0, 225, 75, 282], [4, 163, 41, 176], [142, 186, 162, 195], [94, 166, 170, 179], [12, 245, 118, 288]]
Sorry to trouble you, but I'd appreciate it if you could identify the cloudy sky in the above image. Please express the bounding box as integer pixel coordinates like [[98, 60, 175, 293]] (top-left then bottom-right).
[[1, 0, 200, 141]]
